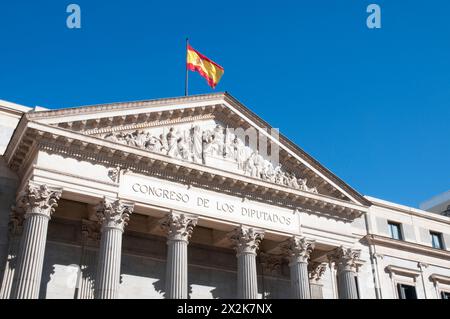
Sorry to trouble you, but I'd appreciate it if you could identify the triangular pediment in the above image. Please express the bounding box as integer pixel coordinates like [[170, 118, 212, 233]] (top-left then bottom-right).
[[8, 93, 370, 208]]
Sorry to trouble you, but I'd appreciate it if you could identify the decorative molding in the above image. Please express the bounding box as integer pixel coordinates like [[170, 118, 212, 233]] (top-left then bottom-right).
[[365, 234, 450, 259], [26, 93, 224, 120], [107, 166, 121, 183], [85, 114, 215, 136], [160, 211, 198, 242], [385, 265, 421, 278], [429, 274, 450, 285], [417, 262, 429, 270], [95, 197, 134, 232], [229, 226, 265, 256], [366, 197, 450, 225], [371, 253, 384, 261]]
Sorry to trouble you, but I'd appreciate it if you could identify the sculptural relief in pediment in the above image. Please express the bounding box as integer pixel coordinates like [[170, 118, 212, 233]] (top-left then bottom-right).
[[101, 120, 319, 194]]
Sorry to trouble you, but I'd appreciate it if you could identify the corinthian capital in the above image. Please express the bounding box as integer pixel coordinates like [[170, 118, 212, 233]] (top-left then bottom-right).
[[282, 236, 315, 264], [19, 183, 62, 219], [160, 211, 198, 242], [96, 198, 134, 232], [328, 246, 361, 272], [229, 226, 265, 256], [309, 262, 327, 281]]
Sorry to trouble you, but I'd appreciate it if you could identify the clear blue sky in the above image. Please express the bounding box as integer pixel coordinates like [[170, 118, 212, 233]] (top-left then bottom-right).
[[1, 1, 449, 208]]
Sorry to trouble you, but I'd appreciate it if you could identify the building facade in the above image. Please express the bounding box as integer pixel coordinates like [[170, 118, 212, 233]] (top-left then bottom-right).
[[0, 93, 449, 299]]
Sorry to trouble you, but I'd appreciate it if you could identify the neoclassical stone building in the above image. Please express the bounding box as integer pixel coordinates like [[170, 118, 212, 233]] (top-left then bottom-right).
[[0, 93, 449, 299]]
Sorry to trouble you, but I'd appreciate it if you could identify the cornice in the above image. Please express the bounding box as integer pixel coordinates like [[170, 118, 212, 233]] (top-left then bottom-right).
[[429, 274, 450, 285], [366, 196, 450, 225], [84, 113, 215, 136], [0, 100, 33, 114], [385, 265, 421, 278], [4, 114, 30, 163], [25, 93, 226, 120], [364, 234, 450, 260]]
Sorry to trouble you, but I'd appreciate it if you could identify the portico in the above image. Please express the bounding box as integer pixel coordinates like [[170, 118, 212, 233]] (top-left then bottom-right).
[[0, 93, 370, 299], [1, 180, 363, 299]]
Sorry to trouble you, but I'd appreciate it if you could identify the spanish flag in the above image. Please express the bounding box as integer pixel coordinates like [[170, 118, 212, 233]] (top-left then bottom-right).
[[187, 44, 224, 89]]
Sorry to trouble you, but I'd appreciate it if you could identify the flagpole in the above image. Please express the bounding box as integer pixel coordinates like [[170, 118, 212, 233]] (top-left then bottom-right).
[[185, 38, 189, 96]]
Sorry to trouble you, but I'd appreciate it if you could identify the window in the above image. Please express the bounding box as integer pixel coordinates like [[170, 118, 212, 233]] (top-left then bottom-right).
[[397, 284, 417, 299], [441, 291, 450, 300], [430, 231, 445, 250], [388, 222, 403, 240]]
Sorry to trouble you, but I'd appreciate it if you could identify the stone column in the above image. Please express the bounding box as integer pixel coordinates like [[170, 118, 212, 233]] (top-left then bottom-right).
[[94, 198, 133, 299], [0, 206, 25, 299], [11, 184, 62, 299], [229, 226, 264, 299], [282, 236, 315, 299], [328, 246, 361, 299], [160, 212, 197, 299]]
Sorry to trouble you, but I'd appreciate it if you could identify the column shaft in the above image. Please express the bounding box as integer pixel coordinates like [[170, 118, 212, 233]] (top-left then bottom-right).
[[93, 198, 133, 300], [77, 248, 96, 299], [289, 260, 310, 299], [230, 227, 264, 300], [237, 252, 258, 299], [282, 236, 315, 300], [338, 269, 358, 299], [9, 184, 61, 299], [0, 237, 20, 299], [166, 240, 188, 299], [328, 246, 361, 300], [95, 228, 122, 299], [13, 214, 50, 299]]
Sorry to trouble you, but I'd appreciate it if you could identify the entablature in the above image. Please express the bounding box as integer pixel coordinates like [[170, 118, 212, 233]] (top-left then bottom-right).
[[7, 122, 368, 223]]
